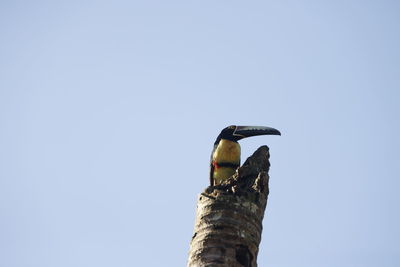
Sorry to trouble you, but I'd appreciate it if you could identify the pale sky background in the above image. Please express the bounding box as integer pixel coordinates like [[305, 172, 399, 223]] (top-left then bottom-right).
[[1, 1, 399, 266]]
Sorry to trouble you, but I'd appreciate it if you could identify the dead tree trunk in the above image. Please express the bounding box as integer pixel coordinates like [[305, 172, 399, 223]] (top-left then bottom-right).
[[188, 146, 271, 267]]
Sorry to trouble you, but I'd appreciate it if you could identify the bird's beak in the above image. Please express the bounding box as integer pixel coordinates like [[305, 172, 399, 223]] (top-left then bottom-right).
[[233, 126, 281, 138]]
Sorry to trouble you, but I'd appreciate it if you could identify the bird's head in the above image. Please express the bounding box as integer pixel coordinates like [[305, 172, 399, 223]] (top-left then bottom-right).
[[214, 125, 281, 145]]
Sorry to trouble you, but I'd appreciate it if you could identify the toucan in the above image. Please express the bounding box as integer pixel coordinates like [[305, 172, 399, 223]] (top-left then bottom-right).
[[210, 125, 280, 186]]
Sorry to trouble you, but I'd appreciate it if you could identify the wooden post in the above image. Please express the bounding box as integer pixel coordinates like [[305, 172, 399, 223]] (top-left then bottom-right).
[[188, 146, 271, 267]]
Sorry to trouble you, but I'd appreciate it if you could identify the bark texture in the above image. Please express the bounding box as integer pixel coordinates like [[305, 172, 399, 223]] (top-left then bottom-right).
[[188, 146, 271, 267]]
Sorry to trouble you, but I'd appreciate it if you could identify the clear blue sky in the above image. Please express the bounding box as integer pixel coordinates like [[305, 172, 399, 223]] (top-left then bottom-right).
[[1, 1, 399, 266]]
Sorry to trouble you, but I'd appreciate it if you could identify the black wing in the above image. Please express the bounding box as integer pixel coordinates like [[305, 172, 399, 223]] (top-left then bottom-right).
[[209, 145, 216, 186]]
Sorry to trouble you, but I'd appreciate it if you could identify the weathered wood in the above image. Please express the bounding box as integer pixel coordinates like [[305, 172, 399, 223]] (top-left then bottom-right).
[[188, 146, 271, 267]]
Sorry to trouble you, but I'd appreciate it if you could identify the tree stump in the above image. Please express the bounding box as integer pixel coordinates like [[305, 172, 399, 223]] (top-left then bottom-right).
[[188, 146, 271, 267]]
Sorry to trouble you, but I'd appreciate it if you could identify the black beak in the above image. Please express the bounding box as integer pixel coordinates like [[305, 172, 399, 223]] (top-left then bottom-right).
[[233, 126, 281, 139]]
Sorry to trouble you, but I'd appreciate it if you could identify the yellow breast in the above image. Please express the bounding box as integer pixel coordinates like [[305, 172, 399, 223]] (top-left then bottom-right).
[[212, 139, 241, 163], [212, 139, 241, 185]]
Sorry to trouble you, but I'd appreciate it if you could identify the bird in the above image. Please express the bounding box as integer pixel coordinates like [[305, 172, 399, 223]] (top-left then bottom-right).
[[210, 125, 280, 186]]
